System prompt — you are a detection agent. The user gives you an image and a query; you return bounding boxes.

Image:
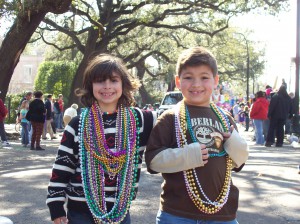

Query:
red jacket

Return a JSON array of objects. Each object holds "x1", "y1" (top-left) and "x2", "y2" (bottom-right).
[
  {"x1": 250, "y1": 97, "x2": 269, "y2": 120},
  {"x1": 0, "y1": 99, "x2": 8, "y2": 122}
]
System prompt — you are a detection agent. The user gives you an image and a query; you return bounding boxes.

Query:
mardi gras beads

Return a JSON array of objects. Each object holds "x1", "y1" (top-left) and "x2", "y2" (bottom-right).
[
  {"x1": 174, "y1": 101, "x2": 232, "y2": 214},
  {"x1": 79, "y1": 103, "x2": 140, "y2": 223}
]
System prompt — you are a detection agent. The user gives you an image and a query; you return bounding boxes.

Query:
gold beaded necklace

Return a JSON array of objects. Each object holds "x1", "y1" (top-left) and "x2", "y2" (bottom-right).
[{"x1": 174, "y1": 101, "x2": 233, "y2": 214}]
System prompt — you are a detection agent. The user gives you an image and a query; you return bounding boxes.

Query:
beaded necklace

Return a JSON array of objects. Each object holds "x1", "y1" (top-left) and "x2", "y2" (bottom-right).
[
  {"x1": 174, "y1": 101, "x2": 233, "y2": 214},
  {"x1": 79, "y1": 103, "x2": 140, "y2": 223}
]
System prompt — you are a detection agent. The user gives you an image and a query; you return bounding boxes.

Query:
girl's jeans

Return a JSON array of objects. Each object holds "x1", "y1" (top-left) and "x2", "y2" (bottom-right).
[
  {"x1": 67, "y1": 209, "x2": 131, "y2": 224},
  {"x1": 21, "y1": 122, "x2": 29, "y2": 145},
  {"x1": 156, "y1": 210, "x2": 239, "y2": 224}
]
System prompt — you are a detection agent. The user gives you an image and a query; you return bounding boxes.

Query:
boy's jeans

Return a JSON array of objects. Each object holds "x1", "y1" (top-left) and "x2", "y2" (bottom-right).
[{"x1": 156, "y1": 210, "x2": 239, "y2": 224}]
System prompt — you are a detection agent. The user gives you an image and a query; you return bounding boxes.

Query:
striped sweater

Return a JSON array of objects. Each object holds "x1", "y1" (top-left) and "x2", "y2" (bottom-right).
[{"x1": 46, "y1": 108, "x2": 156, "y2": 221}]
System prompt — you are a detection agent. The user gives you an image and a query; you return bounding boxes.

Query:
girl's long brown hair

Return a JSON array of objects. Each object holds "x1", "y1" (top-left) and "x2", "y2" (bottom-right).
[{"x1": 76, "y1": 54, "x2": 140, "y2": 107}]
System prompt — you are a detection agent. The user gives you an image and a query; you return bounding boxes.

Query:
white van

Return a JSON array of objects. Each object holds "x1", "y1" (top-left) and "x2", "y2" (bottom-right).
[{"x1": 157, "y1": 91, "x2": 183, "y2": 116}]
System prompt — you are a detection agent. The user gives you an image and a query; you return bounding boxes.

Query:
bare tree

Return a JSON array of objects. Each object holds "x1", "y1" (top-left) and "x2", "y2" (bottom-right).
[
  {"x1": 38, "y1": 0, "x2": 287, "y2": 105},
  {"x1": 0, "y1": 0, "x2": 72, "y2": 101}
]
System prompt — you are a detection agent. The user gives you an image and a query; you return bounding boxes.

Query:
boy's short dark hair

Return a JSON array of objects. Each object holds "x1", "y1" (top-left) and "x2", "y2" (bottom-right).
[{"x1": 176, "y1": 46, "x2": 218, "y2": 77}]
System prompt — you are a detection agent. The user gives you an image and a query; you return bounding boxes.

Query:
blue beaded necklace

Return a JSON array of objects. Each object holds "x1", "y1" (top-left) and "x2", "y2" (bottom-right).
[
  {"x1": 184, "y1": 103, "x2": 230, "y2": 158},
  {"x1": 79, "y1": 104, "x2": 141, "y2": 223}
]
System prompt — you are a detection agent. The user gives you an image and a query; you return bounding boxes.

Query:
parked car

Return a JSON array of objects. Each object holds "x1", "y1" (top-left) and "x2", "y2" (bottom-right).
[{"x1": 157, "y1": 91, "x2": 183, "y2": 116}]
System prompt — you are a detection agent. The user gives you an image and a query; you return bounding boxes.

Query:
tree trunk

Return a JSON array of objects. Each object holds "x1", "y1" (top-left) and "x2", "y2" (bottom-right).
[
  {"x1": 139, "y1": 84, "x2": 154, "y2": 105},
  {"x1": 135, "y1": 62, "x2": 153, "y2": 105},
  {"x1": 167, "y1": 79, "x2": 176, "y2": 92},
  {"x1": 0, "y1": 0, "x2": 72, "y2": 101},
  {"x1": 0, "y1": 13, "x2": 46, "y2": 101}
]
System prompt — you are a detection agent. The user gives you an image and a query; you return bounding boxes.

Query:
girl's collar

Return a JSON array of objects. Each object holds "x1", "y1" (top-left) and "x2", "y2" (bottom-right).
[
  {"x1": 96, "y1": 101, "x2": 118, "y2": 115},
  {"x1": 102, "y1": 110, "x2": 117, "y2": 115}
]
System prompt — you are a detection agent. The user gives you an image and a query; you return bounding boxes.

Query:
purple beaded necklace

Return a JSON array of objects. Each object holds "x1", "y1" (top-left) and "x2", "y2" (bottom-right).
[{"x1": 79, "y1": 103, "x2": 140, "y2": 223}]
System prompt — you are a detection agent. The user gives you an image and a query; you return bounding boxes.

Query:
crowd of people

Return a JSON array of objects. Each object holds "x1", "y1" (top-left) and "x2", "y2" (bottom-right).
[
  {"x1": 0, "y1": 91, "x2": 79, "y2": 150},
  {"x1": 226, "y1": 80, "x2": 297, "y2": 147}
]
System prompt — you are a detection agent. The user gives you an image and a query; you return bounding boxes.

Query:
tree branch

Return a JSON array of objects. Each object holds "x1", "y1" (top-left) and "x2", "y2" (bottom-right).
[{"x1": 42, "y1": 17, "x2": 86, "y2": 53}]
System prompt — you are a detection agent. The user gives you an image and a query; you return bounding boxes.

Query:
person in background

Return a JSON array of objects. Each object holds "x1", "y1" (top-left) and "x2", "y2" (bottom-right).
[
  {"x1": 53, "y1": 98, "x2": 61, "y2": 131},
  {"x1": 0, "y1": 92, "x2": 10, "y2": 147},
  {"x1": 238, "y1": 103, "x2": 245, "y2": 127},
  {"x1": 20, "y1": 100, "x2": 29, "y2": 147},
  {"x1": 57, "y1": 94, "x2": 64, "y2": 130},
  {"x1": 265, "y1": 85, "x2": 292, "y2": 147},
  {"x1": 19, "y1": 100, "x2": 30, "y2": 147},
  {"x1": 250, "y1": 91, "x2": 269, "y2": 145},
  {"x1": 28, "y1": 91, "x2": 46, "y2": 150},
  {"x1": 281, "y1": 78, "x2": 287, "y2": 89},
  {"x1": 17, "y1": 91, "x2": 33, "y2": 122},
  {"x1": 50, "y1": 97, "x2": 57, "y2": 135},
  {"x1": 63, "y1": 103, "x2": 78, "y2": 127},
  {"x1": 19, "y1": 91, "x2": 33, "y2": 108},
  {"x1": 244, "y1": 105, "x2": 250, "y2": 131},
  {"x1": 265, "y1": 85, "x2": 272, "y2": 101},
  {"x1": 232, "y1": 101, "x2": 240, "y2": 123},
  {"x1": 153, "y1": 103, "x2": 160, "y2": 111},
  {"x1": 285, "y1": 92, "x2": 295, "y2": 135},
  {"x1": 42, "y1": 94, "x2": 56, "y2": 140}
]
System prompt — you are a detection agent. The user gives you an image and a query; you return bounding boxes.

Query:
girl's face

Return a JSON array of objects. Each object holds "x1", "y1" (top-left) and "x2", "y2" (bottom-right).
[
  {"x1": 92, "y1": 72, "x2": 123, "y2": 112},
  {"x1": 175, "y1": 65, "x2": 219, "y2": 107}
]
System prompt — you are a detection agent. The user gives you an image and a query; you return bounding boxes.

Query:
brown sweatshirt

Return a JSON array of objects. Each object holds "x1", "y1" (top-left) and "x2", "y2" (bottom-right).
[{"x1": 145, "y1": 105, "x2": 244, "y2": 221}]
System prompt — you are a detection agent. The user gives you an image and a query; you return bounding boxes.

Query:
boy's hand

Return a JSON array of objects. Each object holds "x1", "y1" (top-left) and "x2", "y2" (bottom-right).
[
  {"x1": 201, "y1": 144, "x2": 208, "y2": 165},
  {"x1": 222, "y1": 125, "x2": 234, "y2": 141}
]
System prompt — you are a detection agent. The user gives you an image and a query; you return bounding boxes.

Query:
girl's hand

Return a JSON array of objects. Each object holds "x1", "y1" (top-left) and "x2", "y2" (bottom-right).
[
  {"x1": 53, "y1": 217, "x2": 68, "y2": 224},
  {"x1": 201, "y1": 144, "x2": 208, "y2": 165},
  {"x1": 222, "y1": 125, "x2": 234, "y2": 141}
]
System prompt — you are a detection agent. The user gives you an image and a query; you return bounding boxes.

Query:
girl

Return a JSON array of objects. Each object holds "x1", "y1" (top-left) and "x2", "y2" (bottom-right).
[
  {"x1": 46, "y1": 54, "x2": 156, "y2": 224},
  {"x1": 19, "y1": 100, "x2": 29, "y2": 147}
]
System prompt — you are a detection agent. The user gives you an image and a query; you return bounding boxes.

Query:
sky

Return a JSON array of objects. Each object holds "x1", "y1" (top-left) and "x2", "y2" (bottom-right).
[{"x1": 231, "y1": 0, "x2": 297, "y2": 92}]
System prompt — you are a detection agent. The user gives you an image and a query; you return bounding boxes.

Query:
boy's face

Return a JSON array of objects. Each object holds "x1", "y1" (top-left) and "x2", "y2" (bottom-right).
[{"x1": 175, "y1": 65, "x2": 219, "y2": 107}]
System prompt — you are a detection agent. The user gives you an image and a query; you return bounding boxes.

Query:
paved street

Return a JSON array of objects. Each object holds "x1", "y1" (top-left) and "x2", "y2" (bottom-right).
[{"x1": 0, "y1": 124, "x2": 300, "y2": 224}]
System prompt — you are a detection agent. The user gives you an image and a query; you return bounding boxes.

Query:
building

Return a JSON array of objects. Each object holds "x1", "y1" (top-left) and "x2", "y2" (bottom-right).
[
  {"x1": 7, "y1": 52, "x2": 44, "y2": 94},
  {"x1": 0, "y1": 36, "x2": 44, "y2": 95}
]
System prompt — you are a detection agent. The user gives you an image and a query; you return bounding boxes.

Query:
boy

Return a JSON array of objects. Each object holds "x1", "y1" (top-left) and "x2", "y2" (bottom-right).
[{"x1": 145, "y1": 46, "x2": 248, "y2": 224}]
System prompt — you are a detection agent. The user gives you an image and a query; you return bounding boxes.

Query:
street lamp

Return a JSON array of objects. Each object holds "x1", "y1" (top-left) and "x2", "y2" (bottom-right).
[{"x1": 235, "y1": 32, "x2": 250, "y2": 103}]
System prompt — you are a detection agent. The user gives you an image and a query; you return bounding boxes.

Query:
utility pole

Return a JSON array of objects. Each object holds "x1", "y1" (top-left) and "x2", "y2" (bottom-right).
[
  {"x1": 291, "y1": 0, "x2": 300, "y2": 134},
  {"x1": 236, "y1": 32, "x2": 250, "y2": 103}
]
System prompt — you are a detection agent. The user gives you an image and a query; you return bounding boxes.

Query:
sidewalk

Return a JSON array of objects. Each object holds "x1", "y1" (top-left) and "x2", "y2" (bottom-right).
[{"x1": 0, "y1": 124, "x2": 300, "y2": 224}]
